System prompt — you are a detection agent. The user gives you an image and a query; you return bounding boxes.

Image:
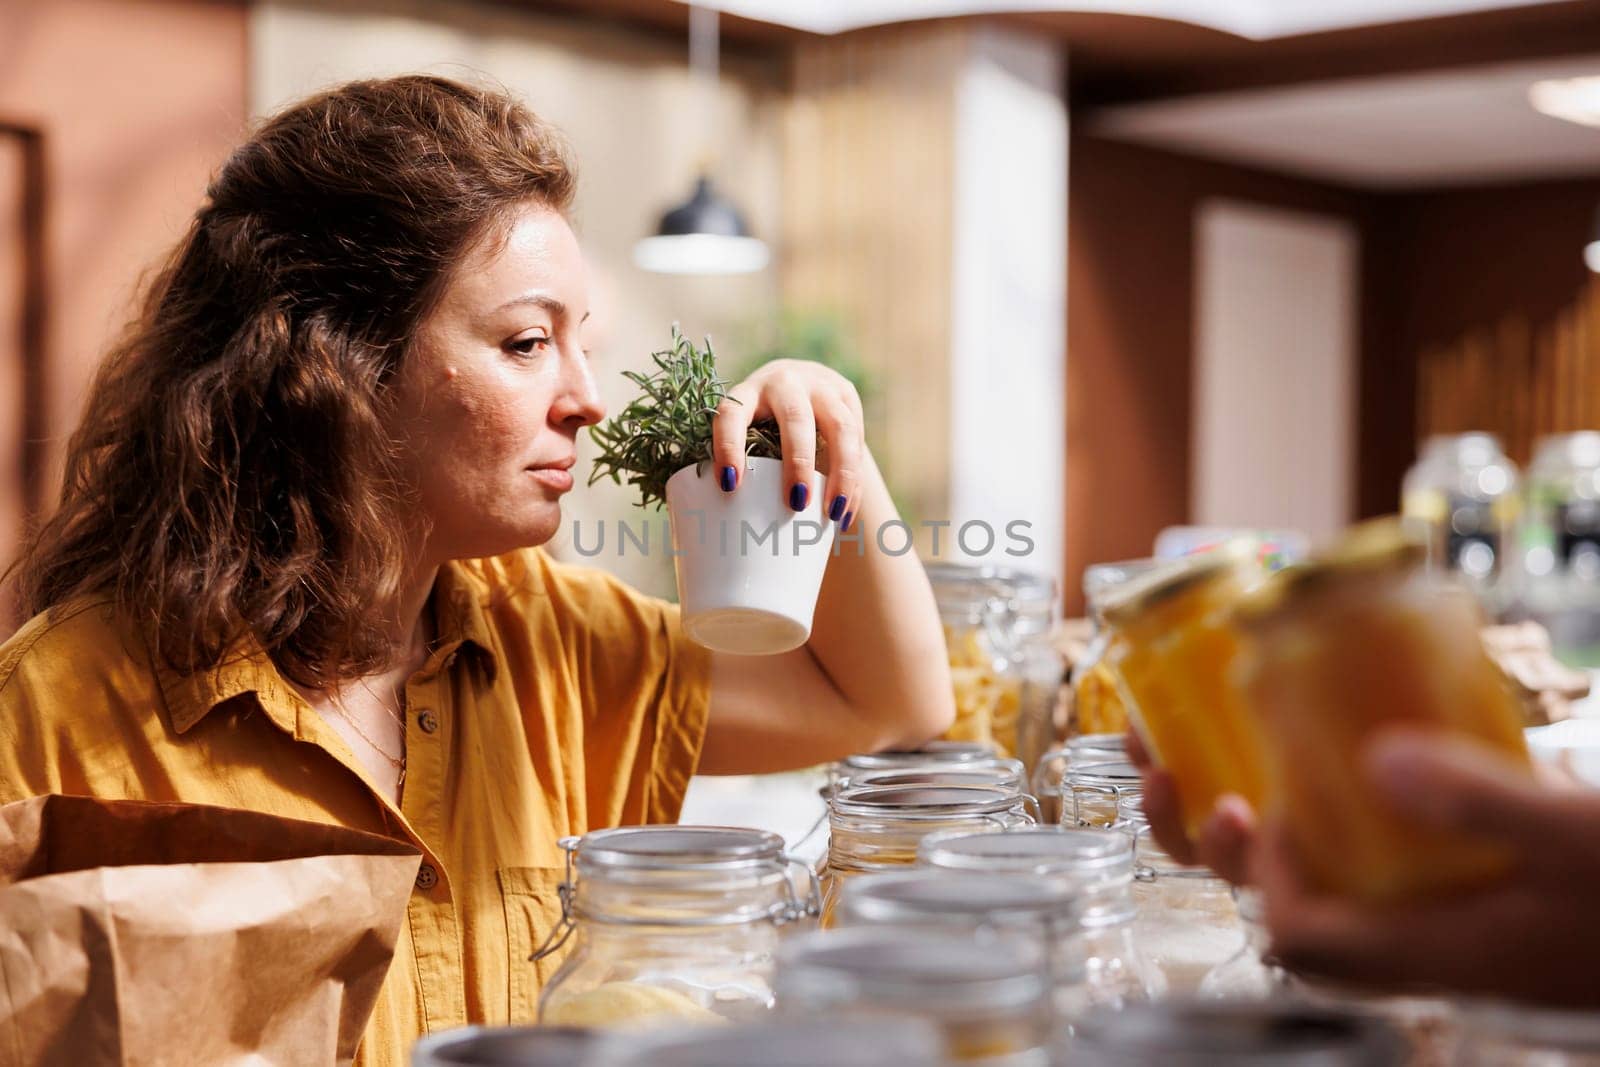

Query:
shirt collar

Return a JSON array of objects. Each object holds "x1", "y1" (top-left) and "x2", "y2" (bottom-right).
[
  {"x1": 155, "y1": 563, "x2": 500, "y2": 735},
  {"x1": 430, "y1": 559, "x2": 500, "y2": 683},
  {"x1": 154, "y1": 631, "x2": 297, "y2": 736}
]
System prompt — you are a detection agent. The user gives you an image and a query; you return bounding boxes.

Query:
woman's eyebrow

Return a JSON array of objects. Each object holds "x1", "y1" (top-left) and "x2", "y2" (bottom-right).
[{"x1": 488, "y1": 292, "x2": 591, "y2": 323}]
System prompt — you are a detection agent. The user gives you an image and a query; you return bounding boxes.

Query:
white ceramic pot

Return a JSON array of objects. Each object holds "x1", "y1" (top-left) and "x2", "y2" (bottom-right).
[{"x1": 664, "y1": 456, "x2": 837, "y2": 655}]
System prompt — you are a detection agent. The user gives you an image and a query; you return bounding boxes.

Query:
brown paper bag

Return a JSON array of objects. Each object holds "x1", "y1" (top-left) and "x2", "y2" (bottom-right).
[{"x1": 0, "y1": 795, "x2": 422, "y2": 1067}]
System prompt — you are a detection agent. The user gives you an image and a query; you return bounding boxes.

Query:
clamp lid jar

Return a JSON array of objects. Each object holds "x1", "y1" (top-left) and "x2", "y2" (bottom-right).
[
  {"x1": 776, "y1": 928, "x2": 1053, "y2": 1064},
  {"x1": 536, "y1": 825, "x2": 819, "y2": 1031}
]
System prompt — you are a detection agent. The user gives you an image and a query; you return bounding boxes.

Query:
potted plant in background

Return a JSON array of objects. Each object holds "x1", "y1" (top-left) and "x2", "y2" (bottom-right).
[{"x1": 589, "y1": 327, "x2": 837, "y2": 655}]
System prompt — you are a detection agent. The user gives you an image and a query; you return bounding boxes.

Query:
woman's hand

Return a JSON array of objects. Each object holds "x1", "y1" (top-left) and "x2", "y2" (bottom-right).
[
  {"x1": 1127, "y1": 729, "x2": 1257, "y2": 884},
  {"x1": 699, "y1": 359, "x2": 955, "y2": 774},
  {"x1": 711, "y1": 359, "x2": 863, "y2": 527},
  {"x1": 1253, "y1": 729, "x2": 1600, "y2": 1008}
]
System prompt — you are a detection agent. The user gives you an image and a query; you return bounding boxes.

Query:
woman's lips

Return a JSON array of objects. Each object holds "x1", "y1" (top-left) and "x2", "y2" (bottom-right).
[{"x1": 528, "y1": 467, "x2": 575, "y2": 492}]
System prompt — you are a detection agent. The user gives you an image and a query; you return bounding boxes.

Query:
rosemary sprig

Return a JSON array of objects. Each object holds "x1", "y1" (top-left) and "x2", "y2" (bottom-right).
[{"x1": 588, "y1": 326, "x2": 782, "y2": 510}]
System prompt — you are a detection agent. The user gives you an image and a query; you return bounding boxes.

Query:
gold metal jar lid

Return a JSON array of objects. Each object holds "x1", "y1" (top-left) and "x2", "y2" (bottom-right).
[
  {"x1": 1101, "y1": 540, "x2": 1257, "y2": 628},
  {"x1": 1234, "y1": 518, "x2": 1425, "y2": 626}
]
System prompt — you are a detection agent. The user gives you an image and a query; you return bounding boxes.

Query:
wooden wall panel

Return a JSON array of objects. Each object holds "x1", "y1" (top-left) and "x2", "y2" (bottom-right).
[
  {"x1": 783, "y1": 24, "x2": 967, "y2": 532},
  {"x1": 1065, "y1": 132, "x2": 1374, "y2": 613},
  {"x1": 0, "y1": 0, "x2": 247, "y2": 636}
]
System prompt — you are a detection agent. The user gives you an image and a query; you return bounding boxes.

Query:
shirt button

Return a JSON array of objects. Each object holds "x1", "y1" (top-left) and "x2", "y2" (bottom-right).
[
  {"x1": 415, "y1": 864, "x2": 439, "y2": 891},
  {"x1": 417, "y1": 709, "x2": 440, "y2": 734}
]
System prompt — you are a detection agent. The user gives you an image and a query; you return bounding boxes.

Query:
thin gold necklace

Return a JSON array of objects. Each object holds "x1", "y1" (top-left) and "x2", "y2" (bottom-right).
[{"x1": 327, "y1": 695, "x2": 406, "y2": 784}]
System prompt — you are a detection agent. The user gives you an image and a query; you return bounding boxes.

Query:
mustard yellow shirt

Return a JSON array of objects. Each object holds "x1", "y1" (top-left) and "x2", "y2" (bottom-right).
[{"x1": 0, "y1": 548, "x2": 712, "y2": 1065}]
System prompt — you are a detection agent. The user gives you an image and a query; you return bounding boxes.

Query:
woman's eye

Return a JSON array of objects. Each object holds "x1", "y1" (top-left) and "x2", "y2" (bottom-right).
[{"x1": 509, "y1": 335, "x2": 551, "y2": 356}]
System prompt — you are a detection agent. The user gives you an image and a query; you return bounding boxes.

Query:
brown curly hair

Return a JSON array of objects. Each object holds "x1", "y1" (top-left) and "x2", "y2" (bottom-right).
[{"x1": 12, "y1": 74, "x2": 575, "y2": 687}]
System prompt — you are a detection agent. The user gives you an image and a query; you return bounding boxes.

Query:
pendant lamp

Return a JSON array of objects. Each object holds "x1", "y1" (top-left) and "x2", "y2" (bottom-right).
[{"x1": 633, "y1": 4, "x2": 770, "y2": 276}]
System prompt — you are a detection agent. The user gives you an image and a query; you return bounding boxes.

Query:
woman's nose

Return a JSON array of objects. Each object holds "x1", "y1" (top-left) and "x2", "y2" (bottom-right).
[{"x1": 552, "y1": 346, "x2": 605, "y2": 428}]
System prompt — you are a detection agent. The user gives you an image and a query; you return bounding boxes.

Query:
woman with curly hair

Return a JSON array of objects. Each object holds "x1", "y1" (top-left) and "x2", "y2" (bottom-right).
[{"x1": 0, "y1": 74, "x2": 954, "y2": 1062}]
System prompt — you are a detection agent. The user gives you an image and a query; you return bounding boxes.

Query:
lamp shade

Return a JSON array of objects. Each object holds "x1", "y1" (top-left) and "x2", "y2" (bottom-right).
[
  {"x1": 1586, "y1": 204, "x2": 1600, "y2": 274},
  {"x1": 634, "y1": 175, "x2": 770, "y2": 275}
]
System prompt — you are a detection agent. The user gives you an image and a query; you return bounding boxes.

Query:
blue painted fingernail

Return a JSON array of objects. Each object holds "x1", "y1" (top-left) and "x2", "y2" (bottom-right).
[
  {"x1": 789, "y1": 483, "x2": 809, "y2": 512},
  {"x1": 842, "y1": 511, "x2": 855, "y2": 533},
  {"x1": 829, "y1": 494, "x2": 847, "y2": 522},
  {"x1": 720, "y1": 466, "x2": 737, "y2": 493}
]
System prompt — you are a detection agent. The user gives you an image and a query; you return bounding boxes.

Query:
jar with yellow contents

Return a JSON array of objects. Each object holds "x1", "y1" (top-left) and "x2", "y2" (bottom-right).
[
  {"x1": 1235, "y1": 519, "x2": 1534, "y2": 901},
  {"x1": 1102, "y1": 544, "x2": 1270, "y2": 838},
  {"x1": 820, "y1": 783, "x2": 1034, "y2": 926},
  {"x1": 926, "y1": 563, "x2": 1060, "y2": 780},
  {"x1": 1071, "y1": 559, "x2": 1166, "y2": 738}
]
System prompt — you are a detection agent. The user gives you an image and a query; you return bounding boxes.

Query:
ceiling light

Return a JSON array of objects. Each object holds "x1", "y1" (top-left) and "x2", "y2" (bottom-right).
[
  {"x1": 635, "y1": 5, "x2": 770, "y2": 276},
  {"x1": 633, "y1": 178, "x2": 772, "y2": 275},
  {"x1": 1587, "y1": 205, "x2": 1600, "y2": 274},
  {"x1": 1528, "y1": 76, "x2": 1600, "y2": 129}
]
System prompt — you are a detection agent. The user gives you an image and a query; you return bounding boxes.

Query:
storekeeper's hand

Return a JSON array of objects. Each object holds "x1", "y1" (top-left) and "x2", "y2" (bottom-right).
[
  {"x1": 713, "y1": 360, "x2": 864, "y2": 529},
  {"x1": 1254, "y1": 728, "x2": 1600, "y2": 1008},
  {"x1": 1127, "y1": 729, "x2": 1256, "y2": 884}
]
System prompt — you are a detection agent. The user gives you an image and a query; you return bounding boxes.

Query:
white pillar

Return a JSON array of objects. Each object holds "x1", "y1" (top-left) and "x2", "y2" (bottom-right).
[{"x1": 947, "y1": 27, "x2": 1068, "y2": 588}]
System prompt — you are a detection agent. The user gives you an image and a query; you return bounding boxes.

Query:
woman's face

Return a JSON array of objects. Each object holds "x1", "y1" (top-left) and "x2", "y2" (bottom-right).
[{"x1": 392, "y1": 201, "x2": 604, "y2": 563}]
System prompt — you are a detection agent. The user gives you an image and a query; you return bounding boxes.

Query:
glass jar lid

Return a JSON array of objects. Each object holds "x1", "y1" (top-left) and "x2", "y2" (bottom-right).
[
  {"x1": 1532, "y1": 431, "x2": 1600, "y2": 475},
  {"x1": 1102, "y1": 541, "x2": 1255, "y2": 627},
  {"x1": 925, "y1": 561, "x2": 1056, "y2": 627},
  {"x1": 1067, "y1": 1000, "x2": 1407, "y2": 1064},
  {"x1": 532, "y1": 826, "x2": 819, "y2": 961},
  {"x1": 1069, "y1": 733, "x2": 1128, "y2": 758},
  {"x1": 614, "y1": 1017, "x2": 947, "y2": 1066},
  {"x1": 776, "y1": 928, "x2": 1049, "y2": 1018},
  {"x1": 412, "y1": 1025, "x2": 609, "y2": 1066},
  {"x1": 573, "y1": 825, "x2": 784, "y2": 874},
  {"x1": 830, "y1": 783, "x2": 1025, "y2": 821},
  {"x1": 843, "y1": 759, "x2": 1027, "y2": 795},
  {"x1": 837, "y1": 869, "x2": 1081, "y2": 930},
  {"x1": 1464, "y1": 1002, "x2": 1600, "y2": 1050},
  {"x1": 1065, "y1": 759, "x2": 1142, "y2": 790},
  {"x1": 841, "y1": 740, "x2": 997, "y2": 773},
  {"x1": 1235, "y1": 519, "x2": 1424, "y2": 626},
  {"x1": 918, "y1": 826, "x2": 1131, "y2": 879},
  {"x1": 918, "y1": 827, "x2": 1137, "y2": 928}
]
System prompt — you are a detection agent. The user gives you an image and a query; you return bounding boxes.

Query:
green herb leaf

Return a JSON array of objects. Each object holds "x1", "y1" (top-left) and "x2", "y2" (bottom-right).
[{"x1": 588, "y1": 326, "x2": 784, "y2": 510}]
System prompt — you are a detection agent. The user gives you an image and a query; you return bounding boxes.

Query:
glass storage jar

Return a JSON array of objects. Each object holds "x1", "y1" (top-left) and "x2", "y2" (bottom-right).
[
  {"x1": 821, "y1": 783, "x2": 1034, "y2": 926},
  {"x1": 1236, "y1": 519, "x2": 1534, "y2": 902},
  {"x1": 1401, "y1": 432, "x2": 1520, "y2": 598},
  {"x1": 1299, "y1": 987, "x2": 1460, "y2": 1067},
  {"x1": 1196, "y1": 887, "x2": 1294, "y2": 999},
  {"x1": 916, "y1": 827, "x2": 1161, "y2": 1011},
  {"x1": 1523, "y1": 432, "x2": 1600, "y2": 590},
  {"x1": 776, "y1": 927, "x2": 1053, "y2": 1065},
  {"x1": 1102, "y1": 543, "x2": 1269, "y2": 837},
  {"x1": 1071, "y1": 560, "x2": 1167, "y2": 737},
  {"x1": 1129, "y1": 826, "x2": 1243, "y2": 997},
  {"x1": 832, "y1": 869, "x2": 1087, "y2": 1017},
  {"x1": 1032, "y1": 732, "x2": 1127, "y2": 822},
  {"x1": 1457, "y1": 1003, "x2": 1600, "y2": 1065},
  {"x1": 536, "y1": 826, "x2": 819, "y2": 1030},
  {"x1": 1060, "y1": 759, "x2": 1145, "y2": 830},
  {"x1": 412, "y1": 1026, "x2": 611, "y2": 1067},
  {"x1": 1064, "y1": 1000, "x2": 1407, "y2": 1066},
  {"x1": 926, "y1": 562, "x2": 1061, "y2": 780},
  {"x1": 609, "y1": 1015, "x2": 949, "y2": 1066}
]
